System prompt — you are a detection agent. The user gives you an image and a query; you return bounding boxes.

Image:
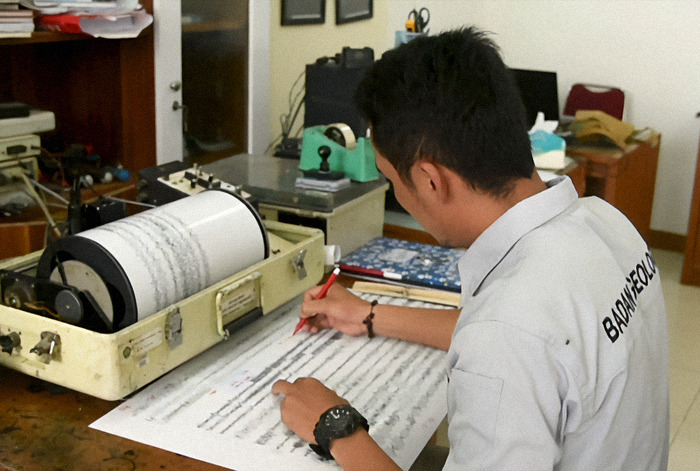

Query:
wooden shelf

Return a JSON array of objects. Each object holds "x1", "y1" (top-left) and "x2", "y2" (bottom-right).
[
  {"x1": 182, "y1": 19, "x2": 246, "y2": 34},
  {"x1": 0, "y1": 26, "x2": 153, "y2": 46},
  {"x1": 0, "y1": 17, "x2": 156, "y2": 176},
  {"x1": 0, "y1": 31, "x2": 92, "y2": 46}
]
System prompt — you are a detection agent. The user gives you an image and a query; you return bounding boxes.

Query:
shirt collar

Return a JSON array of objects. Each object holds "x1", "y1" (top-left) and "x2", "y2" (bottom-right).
[{"x1": 458, "y1": 176, "x2": 578, "y2": 296}]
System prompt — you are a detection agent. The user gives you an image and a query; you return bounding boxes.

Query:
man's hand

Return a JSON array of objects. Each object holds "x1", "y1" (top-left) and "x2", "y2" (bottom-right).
[
  {"x1": 271, "y1": 377, "x2": 349, "y2": 444},
  {"x1": 300, "y1": 283, "x2": 372, "y2": 336}
]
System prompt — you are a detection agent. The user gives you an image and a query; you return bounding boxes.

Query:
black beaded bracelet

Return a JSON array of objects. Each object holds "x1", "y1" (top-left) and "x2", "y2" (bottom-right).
[{"x1": 362, "y1": 300, "x2": 378, "y2": 338}]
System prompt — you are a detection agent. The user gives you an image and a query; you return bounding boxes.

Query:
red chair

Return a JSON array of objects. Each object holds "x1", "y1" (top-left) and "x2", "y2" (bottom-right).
[{"x1": 563, "y1": 84, "x2": 625, "y2": 120}]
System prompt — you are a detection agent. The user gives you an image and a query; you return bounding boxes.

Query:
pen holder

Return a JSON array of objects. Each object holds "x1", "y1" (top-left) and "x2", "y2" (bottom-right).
[
  {"x1": 395, "y1": 31, "x2": 426, "y2": 47},
  {"x1": 299, "y1": 126, "x2": 379, "y2": 182}
]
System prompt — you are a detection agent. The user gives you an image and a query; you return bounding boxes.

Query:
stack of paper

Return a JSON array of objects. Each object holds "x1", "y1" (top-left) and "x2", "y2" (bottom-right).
[
  {"x1": 91, "y1": 293, "x2": 450, "y2": 471},
  {"x1": 37, "y1": 8, "x2": 151, "y2": 38},
  {"x1": 19, "y1": 0, "x2": 140, "y2": 15},
  {"x1": 20, "y1": 0, "x2": 152, "y2": 38},
  {"x1": 0, "y1": 3, "x2": 34, "y2": 38}
]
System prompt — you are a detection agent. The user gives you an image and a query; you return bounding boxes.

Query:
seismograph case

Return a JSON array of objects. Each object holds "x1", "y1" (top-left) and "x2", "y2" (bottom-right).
[{"x1": 0, "y1": 191, "x2": 325, "y2": 401}]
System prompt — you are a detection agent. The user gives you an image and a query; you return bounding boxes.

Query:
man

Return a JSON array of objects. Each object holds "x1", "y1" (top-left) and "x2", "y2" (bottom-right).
[{"x1": 272, "y1": 27, "x2": 669, "y2": 470}]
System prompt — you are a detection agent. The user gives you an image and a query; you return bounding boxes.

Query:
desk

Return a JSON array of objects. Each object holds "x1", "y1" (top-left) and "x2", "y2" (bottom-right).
[
  {"x1": 567, "y1": 139, "x2": 660, "y2": 241},
  {"x1": 0, "y1": 368, "x2": 222, "y2": 471},
  {"x1": 681, "y1": 129, "x2": 700, "y2": 286},
  {"x1": 557, "y1": 158, "x2": 587, "y2": 197}
]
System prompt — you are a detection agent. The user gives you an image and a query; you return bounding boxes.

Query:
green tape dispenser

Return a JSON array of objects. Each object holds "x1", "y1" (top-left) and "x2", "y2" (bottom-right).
[{"x1": 298, "y1": 124, "x2": 379, "y2": 187}]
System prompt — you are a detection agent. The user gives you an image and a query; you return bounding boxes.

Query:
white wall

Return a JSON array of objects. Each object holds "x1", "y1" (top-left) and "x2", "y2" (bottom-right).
[
  {"x1": 268, "y1": 2, "x2": 389, "y2": 149},
  {"x1": 387, "y1": 0, "x2": 700, "y2": 236},
  {"x1": 249, "y1": 2, "x2": 271, "y2": 155}
]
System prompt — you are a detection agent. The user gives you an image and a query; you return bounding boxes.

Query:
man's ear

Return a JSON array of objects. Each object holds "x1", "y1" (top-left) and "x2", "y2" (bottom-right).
[{"x1": 414, "y1": 161, "x2": 450, "y2": 203}]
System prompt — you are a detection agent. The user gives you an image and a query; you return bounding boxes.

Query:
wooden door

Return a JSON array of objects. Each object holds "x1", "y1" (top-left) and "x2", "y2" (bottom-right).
[{"x1": 681, "y1": 128, "x2": 700, "y2": 285}]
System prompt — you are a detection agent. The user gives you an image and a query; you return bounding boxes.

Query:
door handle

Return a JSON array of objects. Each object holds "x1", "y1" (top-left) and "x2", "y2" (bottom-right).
[{"x1": 172, "y1": 101, "x2": 189, "y2": 132}]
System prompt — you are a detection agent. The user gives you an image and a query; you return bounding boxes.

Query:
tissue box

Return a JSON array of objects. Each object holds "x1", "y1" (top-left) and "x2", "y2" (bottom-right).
[{"x1": 530, "y1": 130, "x2": 566, "y2": 170}]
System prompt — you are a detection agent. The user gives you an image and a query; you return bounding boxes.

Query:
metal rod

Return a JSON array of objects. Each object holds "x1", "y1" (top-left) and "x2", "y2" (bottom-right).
[{"x1": 19, "y1": 171, "x2": 62, "y2": 239}]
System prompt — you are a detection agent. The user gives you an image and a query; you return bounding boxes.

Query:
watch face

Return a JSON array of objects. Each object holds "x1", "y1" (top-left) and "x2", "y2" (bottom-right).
[
  {"x1": 312, "y1": 405, "x2": 369, "y2": 460},
  {"x1": 327, "y1": 407, "x2": 356, "y2": 434}
]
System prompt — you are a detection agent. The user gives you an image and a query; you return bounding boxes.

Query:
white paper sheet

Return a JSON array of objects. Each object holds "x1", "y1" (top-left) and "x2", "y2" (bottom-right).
[{"x1": 90, "y1": 293, "x2": 449, "y2": 471}]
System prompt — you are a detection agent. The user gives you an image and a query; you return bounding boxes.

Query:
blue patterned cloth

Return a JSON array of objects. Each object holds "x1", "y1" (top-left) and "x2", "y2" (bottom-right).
[{"x1": 341, "y1": 237, "x2": 464, "y2": 292}]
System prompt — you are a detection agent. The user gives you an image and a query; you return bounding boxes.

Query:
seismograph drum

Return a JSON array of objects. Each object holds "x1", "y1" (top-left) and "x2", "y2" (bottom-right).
[{"x1": 37, "y1": 190, "x2": 268, "y2": 330}]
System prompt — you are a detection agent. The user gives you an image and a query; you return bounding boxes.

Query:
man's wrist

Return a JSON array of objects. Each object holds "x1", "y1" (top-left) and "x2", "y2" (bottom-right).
[
  {"x1": 330, "y1": 428, "x2": 402, "y2": 471},
  {"x1": 362, "y1": 300, "x2": 379, "y2": 338},
  {"x1": 329, "y1": 426, "x2": 371, "y2": 457}
]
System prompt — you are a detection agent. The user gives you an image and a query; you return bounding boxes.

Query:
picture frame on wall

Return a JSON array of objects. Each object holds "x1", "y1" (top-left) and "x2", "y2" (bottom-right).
[
  {"x1": 336, "y1": 0, "x2": 372, "y2": 24},
  {"x1": 281, "y1": 0, "x2": 326, "y2": 26}
]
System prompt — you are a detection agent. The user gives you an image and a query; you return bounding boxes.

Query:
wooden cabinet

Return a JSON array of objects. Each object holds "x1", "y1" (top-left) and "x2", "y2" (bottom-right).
[
  {"x1": 0, "y1": 1, "x2": 156, "y2": 173},
  {"x1": 1, "y1": 1, "x2": 254, "y2": 171},
  {"x1": 0, "y1": 2, "x2": 258, "y2": 261},
  {"x1": 681, "y1": 131, "x2": 700, "y2": 285},
  {"x1": 567, "y1": 139, "x2": 660, "y2": 242}
]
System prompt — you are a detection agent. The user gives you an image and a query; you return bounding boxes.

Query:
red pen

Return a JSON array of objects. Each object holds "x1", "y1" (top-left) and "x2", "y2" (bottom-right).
[
  {"x1": 338, "y1": 263, "x2": 403, "y2": 281},
  {"x1": 293, "y1": 266, "x2": 340, "y2": 335}
]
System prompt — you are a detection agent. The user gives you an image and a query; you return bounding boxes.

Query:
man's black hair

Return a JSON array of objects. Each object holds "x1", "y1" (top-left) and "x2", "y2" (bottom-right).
[{"x1": 355, "y1": 27, "x2": 534, "y2": 197}]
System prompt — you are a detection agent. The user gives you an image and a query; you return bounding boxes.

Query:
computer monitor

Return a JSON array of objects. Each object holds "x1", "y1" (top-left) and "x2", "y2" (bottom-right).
[
  {"x1": 304, "y1": 48, "x2": 374, "y2": 141},
  {"x1": 510, "y1": 68, "x2": 560, "y2": 128}
]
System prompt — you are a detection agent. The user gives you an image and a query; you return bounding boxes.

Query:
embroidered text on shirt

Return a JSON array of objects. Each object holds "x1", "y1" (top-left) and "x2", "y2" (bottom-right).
[{"x1": 602, "y1": 251, "x2": 657, "y2": 343}]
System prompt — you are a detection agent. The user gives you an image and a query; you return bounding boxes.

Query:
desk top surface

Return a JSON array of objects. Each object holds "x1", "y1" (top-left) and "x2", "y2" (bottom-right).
[
  {"x1": 567, "y1": 139, "x2": 659, "y2": 163},
  {"x1": 203, "y1": 154, "x2": 388, "y2": 213},
  {"x1": 0, "y1": 367, "x2": 224, "y2": 470}
]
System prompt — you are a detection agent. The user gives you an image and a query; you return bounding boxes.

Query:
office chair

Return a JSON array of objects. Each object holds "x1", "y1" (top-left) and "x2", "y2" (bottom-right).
[{"x1": 563, "y1": 83, "x2": 625, "y2": 121}]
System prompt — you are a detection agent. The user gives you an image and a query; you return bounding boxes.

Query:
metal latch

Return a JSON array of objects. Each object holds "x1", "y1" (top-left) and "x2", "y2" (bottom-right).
[
  {"x1": 292, "y1": 249, "x2": 308, "y2": 280},
  {"x1": 0, "y1": 331, "x2": 21, "y2": 354},
  {"x1": 30, "y1": 331, "x2": 60, "y2": 363},
  {"x1": 165, "y1": 308, "x2": 183, "y2": 348}
]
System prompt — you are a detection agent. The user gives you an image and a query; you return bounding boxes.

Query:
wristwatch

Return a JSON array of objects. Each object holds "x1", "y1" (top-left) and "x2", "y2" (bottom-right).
[{"x1": 309, "y1": 405, "x2": 370, "y2": 460}]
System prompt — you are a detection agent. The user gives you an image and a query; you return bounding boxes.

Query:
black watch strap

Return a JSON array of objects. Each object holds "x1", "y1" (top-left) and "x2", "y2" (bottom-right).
[{"x1": 310, "y1": 405, "x2": 370, "y2": 460}]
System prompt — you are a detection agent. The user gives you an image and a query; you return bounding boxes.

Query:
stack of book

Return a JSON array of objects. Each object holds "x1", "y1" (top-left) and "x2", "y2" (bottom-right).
[
  {"x1": 340, "y1": 237, "x2": 465, "y2": 292},
  {"x1": 0, "y1": 1, "x2": 34, "y2": 38}
]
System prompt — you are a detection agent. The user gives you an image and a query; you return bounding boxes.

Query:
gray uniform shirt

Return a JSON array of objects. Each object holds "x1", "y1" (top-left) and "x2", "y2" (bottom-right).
[{"x1": 445, "y1": 177, "x2": 670, "y2": 470}]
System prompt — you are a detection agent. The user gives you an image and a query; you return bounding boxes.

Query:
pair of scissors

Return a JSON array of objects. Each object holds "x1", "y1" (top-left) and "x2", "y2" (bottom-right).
[{"x1": 406, "y1": 7, "x2": 430, "y2": 33}]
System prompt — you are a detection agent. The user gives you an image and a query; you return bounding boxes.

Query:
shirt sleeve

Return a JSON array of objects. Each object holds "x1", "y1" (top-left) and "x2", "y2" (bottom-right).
[{"x1": 443, "y1": 321, "x2": 568, "y2": 471}]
